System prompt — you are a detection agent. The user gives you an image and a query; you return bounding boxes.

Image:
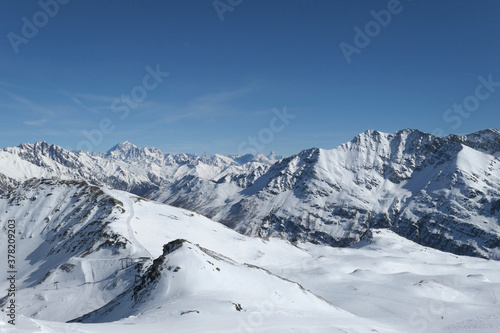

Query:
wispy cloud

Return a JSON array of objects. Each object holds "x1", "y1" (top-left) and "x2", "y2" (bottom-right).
[
  {"x1": 64, "y1": 91, "x2": 167, "y2": 115},
  {"x1": 160, "y1": 111, "x2": 199, "y2": 124},
  {"x1": 160, "y1": 88, "x2": 251, "y2": 124},
  {"x1": 0, "y1": 90, "x2": 57, "y2": 118},
  {"x1": 194, "y1": 88, "x2": 250, "y2": 104},
  {"x1": 23, "y1": 119, "x2": 48, "y2": 126},
  {"x1": 71, "y1": 97, "x2": 82, "y2": 105},
  {"x1": 57, "y1": 91, "x2": 129, "y2": 114},
  {"x1": 62, "y1": 92, "x2": 111, "y2": 114},
  {"x1": 0, "y1": 81, "x2": 27, "y2": 90},
  {"x1": 62, "y1": 92, "x2": 117, "y2": 103}
]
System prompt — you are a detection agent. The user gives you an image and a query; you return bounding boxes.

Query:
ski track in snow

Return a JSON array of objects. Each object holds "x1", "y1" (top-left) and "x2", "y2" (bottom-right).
[
  {"x1": 81, "y1": 259, "x2": 94, "y2": 284},
  {"x1": 71, "y1": 259, "x2": 96, "y2": 321},
  {"x1": 2, "y1": 176, "x2": 500, "y2": 332},
  {"x1": 124, "y1": 198, "x2": 152, "y2": 258}
]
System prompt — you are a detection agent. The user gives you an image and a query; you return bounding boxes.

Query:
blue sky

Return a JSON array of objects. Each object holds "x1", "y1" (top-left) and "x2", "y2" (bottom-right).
[{"x1": 1, "y1": 0, "x2": 500, "y2": 156}]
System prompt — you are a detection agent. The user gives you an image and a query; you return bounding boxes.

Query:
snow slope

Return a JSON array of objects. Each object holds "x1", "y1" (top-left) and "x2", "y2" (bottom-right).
[
  {"x1": 1, "y1": 180, "x2": 499, "y2": 332},
  {"x1": 152, "y1": 129, "x2": 500, "y2": 259},
  {"x1": 1, "y1": 129, "x2": 500, "y2": 261},
  {"x1": 0, "y1": 180, "x2": 389, "y2": 332}
]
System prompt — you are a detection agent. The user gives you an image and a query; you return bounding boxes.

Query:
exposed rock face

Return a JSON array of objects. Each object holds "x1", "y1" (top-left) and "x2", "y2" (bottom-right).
[
  {"x1": 1, "y1": 179, "x2": 129, "y2": 261},
  {"x1": 152, "y1": 129, "x2": 500, "y2": 259},
  {"x1": 1, "y1": 129, "x2": 500, "y2": 259}
]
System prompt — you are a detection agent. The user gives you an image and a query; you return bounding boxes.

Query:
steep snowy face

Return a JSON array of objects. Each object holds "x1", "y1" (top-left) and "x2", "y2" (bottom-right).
[
  {"x1": 1, "y1": 129, "x2": 500, "y2": 260},
  {"x1": 152, "y1": 129, "x2": 500, "y2": 259},
  {"x1": 453, "y1": 128, "x2": 500, "y2": 156},
  {"x1": 1, "y1": 180, "x2": 500, "y2": 333},
  {"x1": 0, "y1": 178, "x2": 130, "y2": 258},
  {"x1": 0, "y1": 179, "x2": 140, "y2": 322},
  {"x1": 72, "y1": 239, "x2": 341, "y2": 324},
  {"x1": 0, "y1": 180, "x2": 385, "y2": 331},
  {"x1": 213, "y1": 130, "x2": 441, "y2": 244}
]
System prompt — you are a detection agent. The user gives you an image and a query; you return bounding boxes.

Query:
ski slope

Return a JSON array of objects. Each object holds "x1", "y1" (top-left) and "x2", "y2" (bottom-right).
[{"x1": 0, "y1": 180, "x2": 499, "y2": 332}]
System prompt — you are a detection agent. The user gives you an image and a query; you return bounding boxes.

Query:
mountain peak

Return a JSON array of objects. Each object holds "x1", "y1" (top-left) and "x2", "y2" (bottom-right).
[
  {"x1": 358, "y1": 128, "x2": 427, "y2": 139},
  {"x1": 347, "y1": 129, "x2": 434, "y2": 149},
  {"x1": 467, "y1": 128, "x2": 500, "y2": 138},
  {"x1": 18, "y1": 141, "x2": 51, "y2": 150},
  {"x1": 112, "y1": 141, "x2": 137, "y2": 150},
  {"x1": 2, "y1": 129, "x2": 500, "y2": 263},
  {"x1": 106, "y1": 141, "x2": 138, "y2": 154},
  {"x1": 456, "y1": 128, "x2": 500, "y2": 156}
]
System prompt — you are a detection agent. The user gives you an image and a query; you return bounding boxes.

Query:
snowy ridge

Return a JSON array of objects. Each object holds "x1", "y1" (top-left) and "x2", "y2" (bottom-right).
[
  {"x1": 1, "y1": 129, "x2": 500, "y2": 260},
  {"x1": 1, "y1": 180, "x2": 499, "y2": 332},
  {"x1": 0, "y1": 179, "x2": 395, "y2": 332},
  {"x1": 153, "y1": 129, "x2": 500, "y2": 259},
  {"x1": 71, "y1": 238, "x2": 341, "y2": 324},
  {"x1": 0, "y1": 141, "x2": 278, "y2": 197}
]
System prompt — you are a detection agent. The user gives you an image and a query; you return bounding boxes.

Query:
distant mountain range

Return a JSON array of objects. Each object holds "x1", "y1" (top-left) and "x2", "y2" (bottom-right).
[{"x1": 1, "y1": 128, "x2": 500, "y2": 259}]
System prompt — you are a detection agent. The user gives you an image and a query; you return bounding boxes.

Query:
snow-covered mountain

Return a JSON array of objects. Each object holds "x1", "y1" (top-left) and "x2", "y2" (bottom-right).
[
  {"x1": 1, "y1": 179, "x2": 499, "y2": 332},
  {"x1": 1, "y1": 129, "x2": 500, "y2": 260},
  {"x1": 152, "y1": 129, "x2": 500, "y2": 260},
  {"x1": 0, "y1": 140, "x2": 277, "y2": 196},
  {"x1": 0, "y1": 179, "x2": 393, "y2": 332}
]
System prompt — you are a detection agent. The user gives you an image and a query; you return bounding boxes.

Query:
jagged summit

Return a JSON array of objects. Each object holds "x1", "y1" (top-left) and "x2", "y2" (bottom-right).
[
  {"x1": 1, "y1": 129, "x2": 500, "y2": 260},
  {"x1": 2, "y1": 175, "x2": 500, "y2": 332},
  {"x1": 0, "y1": 139, "x2": 278, "y2": 197},
  {"x1": 459, "y1": 129, "x2": 500, "y2": 156},
  {"x1": 105, "y1": 141, "x2": 144, "y2": 160},
  {"x1": 2, "y1": 130, "x2": 500, "y2": 331},
  {"x1": 354, "y1": 128, "x2": 427, "y2": 139},
  {"x1": 468, "y1": 128, "x2": 500, "y2": 136},
  {"x1": 152, "y1": 128, "x2": 500, "y2": 259},
  {"x1": 16, "y1": 141, "x2": 60, "y2": 154},
  {"x1": 107, "y1": 140, "x2": 138, "y2": 152}
]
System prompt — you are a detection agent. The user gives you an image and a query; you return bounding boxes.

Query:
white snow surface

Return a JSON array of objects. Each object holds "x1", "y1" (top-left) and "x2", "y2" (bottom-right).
[
  {"x1": 149, "y1": 129, "x2": 500, "y2": 259},
  {"x1": 2, "y1": 129, "x2": 500, "y2": 260},
  {"x1": 0, "y1": 180, "x2": 499, "y2": 332}
]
